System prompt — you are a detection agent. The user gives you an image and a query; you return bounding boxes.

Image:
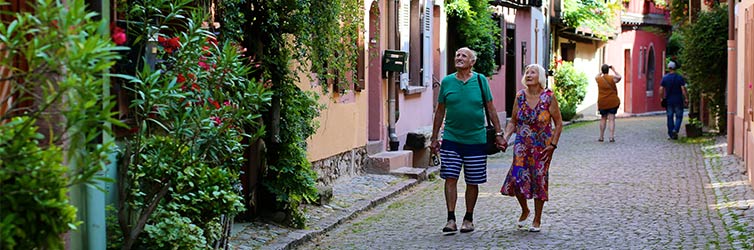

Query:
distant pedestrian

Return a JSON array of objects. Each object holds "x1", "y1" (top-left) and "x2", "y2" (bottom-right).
[
  {"x1": 659, "y1": 61, "x2": 688, "y2": 140},
  {"x1": 596, "y1": 64, "x2": 622, "y2": 142},
  {"x1": 499, "y1": 64, "x2": 563, "y2": 232},
  {"x1": 430, "y1": 47, "x2": 506, "y2": 233}
]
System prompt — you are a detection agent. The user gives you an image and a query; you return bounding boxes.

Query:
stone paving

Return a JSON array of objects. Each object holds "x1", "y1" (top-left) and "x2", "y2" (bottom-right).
[
  {"x1": 229, "y1": 173, "x2": 425, "y2": 249},
  {"x1": 295, "y1": 116, "x2": 754, "y2": 249}
]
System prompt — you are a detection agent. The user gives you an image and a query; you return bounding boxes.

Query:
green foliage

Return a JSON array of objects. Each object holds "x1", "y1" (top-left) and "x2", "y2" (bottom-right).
[
  {"x1": 552, "y1": 62, "x2": 588, "y2": 121},
  {"x1": 302, "y1": 0, "x2": 362, "y2": 91},
  {"x1": 216, "y1": 0, "x2": 246, "y2": 43},
  {"x1": 262, "y1": 84, "x2": 322, "y2": 228},
  {"x1": 679, "y1": 5, "x2": 727, "y2": 133},
  {"x1": 666, "y1": 31, "x2": 683, "y2": 58},
  {"x1": 0, "y1": 0, "x2": 122, "y2": 248},
  {"x1": 669, "y1": 0, "x2": 689, "y2": 26},
  {"x1": 445, "y1": 0, "x2": 500, "y2": 76},
  {"x1": 142, "y1": 209, "x2": 208, "y2": 249},
  {"x1": 241, "y1": 0, "x2": 355, "y2": 227},
  {"x1": 561, "y1": 0, "x2": 622, "y2": 40},
  {"x1": 113, "y1": 0, "x2": 271, "y2": 248},
  {"x1": 0, "y1": 118, "x2": 76, "y2": 250}
]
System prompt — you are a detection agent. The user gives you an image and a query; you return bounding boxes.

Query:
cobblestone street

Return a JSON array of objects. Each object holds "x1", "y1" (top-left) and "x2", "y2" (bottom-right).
[{"x1": 299, "y1": 116, "x2": 754, "y2": 249}]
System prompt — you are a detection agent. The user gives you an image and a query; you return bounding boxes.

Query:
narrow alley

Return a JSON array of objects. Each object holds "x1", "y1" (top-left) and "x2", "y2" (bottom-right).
[{"x1": 297, "y1": 116, "x2": 753, "y2": 249}]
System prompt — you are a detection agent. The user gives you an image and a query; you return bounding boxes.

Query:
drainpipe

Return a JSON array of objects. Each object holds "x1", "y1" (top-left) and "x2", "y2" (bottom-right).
[
  {"x1": 83, "y1": 1, "x2": 112, "y2": 248},
  {"x1": 727, "y1": 0, "x2": 735, "y2": 155},
  {"x1": 387, "y1": 0, "x2": 400, "y2": 151}
]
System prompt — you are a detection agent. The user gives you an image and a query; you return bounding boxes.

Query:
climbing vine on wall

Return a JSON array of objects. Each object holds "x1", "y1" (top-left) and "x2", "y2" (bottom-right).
[{"x1": 239, "y1": 0, "x2": 362, "y2": 228}]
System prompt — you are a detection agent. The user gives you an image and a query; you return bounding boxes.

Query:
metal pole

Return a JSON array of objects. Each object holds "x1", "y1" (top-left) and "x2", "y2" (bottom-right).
[
  {"x1": 388, "y1": 71, "x2": 399, "y2": 151},
  {"x1": 387, "y1": 0, "x2": 400, "y2": 151}
]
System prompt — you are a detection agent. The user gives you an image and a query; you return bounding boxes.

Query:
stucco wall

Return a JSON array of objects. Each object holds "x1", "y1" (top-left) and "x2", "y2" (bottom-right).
[
  {"x1": 607, "y1": 29, "x2": 667, "y2": 114},
  {"x1": 735, "y1": 0, "x2": 754, "y2": 185},
  {"x1": 558, "y1": 38, "x2": 602, "y2": 117}
]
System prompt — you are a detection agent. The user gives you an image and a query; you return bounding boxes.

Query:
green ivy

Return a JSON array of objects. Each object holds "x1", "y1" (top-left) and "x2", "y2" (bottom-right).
[
  {"x1": 445, "y1": 0, "x2": 500, "y2": 76},
  {"x1": 552, "y1": 62, "x2": 588, "y2": 121},
  {"x1": 238, "y1": 0, "x2": 358, "y2": 227},
  {"x1": 679, "y1": 4, "x2": 727, "y2": 133}
]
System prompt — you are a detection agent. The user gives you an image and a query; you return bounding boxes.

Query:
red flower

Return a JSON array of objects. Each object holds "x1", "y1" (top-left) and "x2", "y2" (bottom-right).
[
  {"x1": 177, "y1": 74, "x2": 186, "y2": 83},
  {"x1": 208, "y1": 98, "x2": 221, "y2": 109},
  {"x1": 198, "y1": 61, "x2": 210, "y2": 71},
  {"x1": 210, "y1": 116, "x2": 222, "y2": 125},
  {"x1": 158, "y1": 36, "x2": 181, "y2": 53},
  {"x1": 191, "y1": 83, "x2": 201, "y2": 91},
  {"x1": 207, "y1": 36, "x2": 218, "y2": 46},
  {"x1": 111, "y1": 24, "x2": 127, "y2": 45}
]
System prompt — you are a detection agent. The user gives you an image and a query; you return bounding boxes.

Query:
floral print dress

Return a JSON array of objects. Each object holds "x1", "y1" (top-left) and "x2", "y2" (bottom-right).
[{"x1": 500, "y1": 89, "x2": 554, "y2": 200}]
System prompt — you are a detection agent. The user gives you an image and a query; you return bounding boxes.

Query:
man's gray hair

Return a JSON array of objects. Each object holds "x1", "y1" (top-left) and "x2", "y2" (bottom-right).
[{"x1": 457, "y1": 47, "x2": 477, "y2": 62}]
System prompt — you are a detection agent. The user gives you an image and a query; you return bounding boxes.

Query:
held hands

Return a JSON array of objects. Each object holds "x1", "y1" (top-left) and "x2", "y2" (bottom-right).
[{"x1": 495, "y1": 136, "x2": 508, "y2": 152}]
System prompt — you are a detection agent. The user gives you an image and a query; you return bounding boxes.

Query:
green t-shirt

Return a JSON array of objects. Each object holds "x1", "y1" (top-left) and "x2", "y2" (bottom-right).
[{"x1": 437, "y1": 72, "x2": 492, "y2": 144}]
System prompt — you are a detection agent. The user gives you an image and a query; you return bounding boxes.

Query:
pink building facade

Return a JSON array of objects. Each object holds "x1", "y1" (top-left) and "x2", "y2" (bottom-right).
[
  {"x1": 605, "y1": 29, "x2": 668, "y2": 114},
  {"x1": 605, "y1": 1, "x2": 670, "y2": 114}
]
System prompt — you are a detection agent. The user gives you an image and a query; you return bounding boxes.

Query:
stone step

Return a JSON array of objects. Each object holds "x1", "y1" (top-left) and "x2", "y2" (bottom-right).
[
  {"x1": 366, "y1": 140, "x2": 384, "y2": 156},
  {"x1": 366, "y1": 150, "x2": 413, "y2": 174},
  {"x1": 389, "y1": 167, "x2": 427, "y2": 180}
]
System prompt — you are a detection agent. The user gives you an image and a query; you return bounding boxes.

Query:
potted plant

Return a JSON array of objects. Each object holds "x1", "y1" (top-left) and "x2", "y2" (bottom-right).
[{"x1": 685, "y1": 118, "x2": 703, "y2": 138}]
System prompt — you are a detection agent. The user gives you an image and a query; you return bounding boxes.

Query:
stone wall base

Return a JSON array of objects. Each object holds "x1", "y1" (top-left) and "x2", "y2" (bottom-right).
[{"x1": 311, "y1": 147, "x2": 368, "y2": 187}]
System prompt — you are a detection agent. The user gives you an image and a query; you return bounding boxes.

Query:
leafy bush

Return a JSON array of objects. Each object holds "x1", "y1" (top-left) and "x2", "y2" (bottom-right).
[
  {"x1": 0, "y1": 118, "x2": 75, "y2": 250},
  {"x1": 552, "y1": 62, "x2": 588, "y2": 121},
  {"x1": 561, "y1": 0, "x2": 622, "y2": 40},
  {"x1": 445, "y1": 0, "x2": 500, "y2": 76},
  {"x1": 0, "y1": 0, "x2": 122, "y2": 248},
  {"x1": 679, "y1": 4, "x2": 727, "y2": 133}
]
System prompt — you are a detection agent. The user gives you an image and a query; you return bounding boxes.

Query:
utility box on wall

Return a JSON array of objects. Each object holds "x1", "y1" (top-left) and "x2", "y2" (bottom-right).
[{"x1": 382, "y1": 50, "x2": 407, "y2": 75}]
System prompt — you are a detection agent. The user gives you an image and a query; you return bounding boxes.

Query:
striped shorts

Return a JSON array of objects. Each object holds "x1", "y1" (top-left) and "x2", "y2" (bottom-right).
[{"x1": 439, "y1": 140, "x2": 488, "y2": 185}]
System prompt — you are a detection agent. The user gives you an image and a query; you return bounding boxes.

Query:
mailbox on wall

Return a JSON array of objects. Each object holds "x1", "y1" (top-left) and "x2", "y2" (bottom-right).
[{"x1": 382, "y1": 50, "x2": 407, "y2": 76}]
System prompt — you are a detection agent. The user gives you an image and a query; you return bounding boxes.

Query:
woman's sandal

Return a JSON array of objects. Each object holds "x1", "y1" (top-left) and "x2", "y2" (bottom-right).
[
  {"x1": 609, "y1": 137, "x2": 615, "y2": 143},
  {"x1": 516, "y1": 211, "x2": 530, "y2": 230},
  {"x1": 598, "y1": 138, "x2": 604, "y2": 142}
]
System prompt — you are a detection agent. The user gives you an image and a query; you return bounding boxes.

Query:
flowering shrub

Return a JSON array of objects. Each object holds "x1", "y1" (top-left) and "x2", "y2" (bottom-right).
[
  {"x1": 552, "y1": 61, "x2": 588, "y2": 121},
  {"x1": 110, "y1": 0, "x2": 271, "y2": 248}
]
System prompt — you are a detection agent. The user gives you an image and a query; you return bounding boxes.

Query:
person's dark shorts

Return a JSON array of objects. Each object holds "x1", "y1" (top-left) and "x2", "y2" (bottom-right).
[{"x1": 599, "y1": 106, "x2": 619, "y2": 117}]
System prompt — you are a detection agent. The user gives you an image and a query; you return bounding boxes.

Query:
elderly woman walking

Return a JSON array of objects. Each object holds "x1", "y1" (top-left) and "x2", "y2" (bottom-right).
[{"x1": 499, "y1": 64, "x2": 563, "y2": 232}]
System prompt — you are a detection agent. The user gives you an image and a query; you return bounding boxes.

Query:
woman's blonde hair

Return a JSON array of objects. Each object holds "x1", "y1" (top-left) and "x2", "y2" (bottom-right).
[{"x1": 520, "y1": 64, "x2": 547, "y2": 89}]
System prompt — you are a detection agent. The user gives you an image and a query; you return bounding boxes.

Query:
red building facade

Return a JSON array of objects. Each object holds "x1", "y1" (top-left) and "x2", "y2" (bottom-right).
[{"x1": 605, "y1": 1, "x2": 671, "y2": 114}]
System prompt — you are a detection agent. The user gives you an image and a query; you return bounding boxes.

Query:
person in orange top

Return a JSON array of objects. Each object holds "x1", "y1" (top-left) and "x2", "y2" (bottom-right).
[{"x1": 595, "y1": 64, "x2": 622, "y2": 142}]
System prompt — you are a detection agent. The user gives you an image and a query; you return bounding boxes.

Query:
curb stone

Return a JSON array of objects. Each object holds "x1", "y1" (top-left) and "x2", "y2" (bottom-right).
[{"x1": 701, "y1": 136, "x2": 754, "y2": 249}]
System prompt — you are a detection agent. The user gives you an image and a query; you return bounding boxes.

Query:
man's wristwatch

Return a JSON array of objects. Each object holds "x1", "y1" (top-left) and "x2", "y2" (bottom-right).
[
  {"x1": 495, "y1": 132, "x2": 504, "y2": 137},
  {"x1": 550, "y1": 143, "x2": 557, "y2": 149}
]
